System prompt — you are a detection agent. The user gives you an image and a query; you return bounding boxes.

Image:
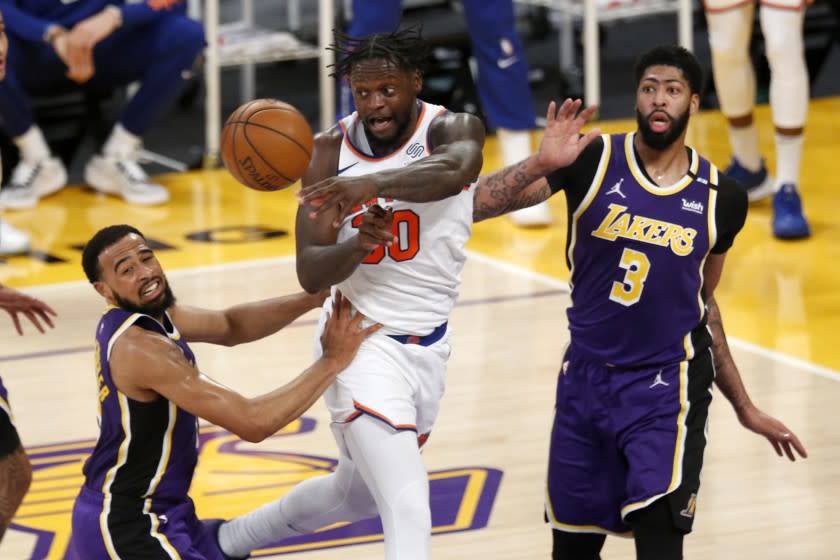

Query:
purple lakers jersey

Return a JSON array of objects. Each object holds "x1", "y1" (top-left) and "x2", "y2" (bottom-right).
[
  {"x1": 565, "y1": 133, "x2": 719, "y2": 366},
  {"x1": 82, "y1": 307, "x2": 198, "y2": 503}
]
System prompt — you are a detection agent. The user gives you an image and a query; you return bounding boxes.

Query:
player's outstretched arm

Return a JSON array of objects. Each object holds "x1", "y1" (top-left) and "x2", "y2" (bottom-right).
[
  {"x1": 298, "y1": 112, "x2": 485, "y2": 226},
  {"x1": 0, "y1": 283, "x2": 57, "y2": 335},
  {"x1": 111, "y1": 292, "x2": 381, "y2": 442},
  {"x1": 473, "y1": 99, "x2": 599, "y2": 222},
  {"x1": 704, "y1": 256, "x2": 807, "y2": 461},
  {"x1": 169, "y1": 290, "x2": 328, "y2": 346}
]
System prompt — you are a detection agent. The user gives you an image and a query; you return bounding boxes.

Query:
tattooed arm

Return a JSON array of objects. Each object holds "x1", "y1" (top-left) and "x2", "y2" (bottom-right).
[
  {"x1": 704, "y1": 255, "x2": 807, "y2": 461},
  {"x1": 473, "y1": 99, "x2": 600, "y2": 223},
  {"x1": 473, "y1": 157, "x2": 553, "y2": 222},
  {"x1": 0, "y1": 447, "x2": 32, "y2": 541}
]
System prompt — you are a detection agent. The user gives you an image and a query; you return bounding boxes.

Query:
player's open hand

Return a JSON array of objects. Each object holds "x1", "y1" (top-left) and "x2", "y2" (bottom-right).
[
  {"x1": 320, "y1": 291, "x2": 381, "y2": 371},
  {"x1": 536, "y1": 99, "x2": 601, "y2": 172},
  {"x1": 737, "y1": 404, "x2": 808, "y2": 461},
  {"x1": 0, "y1": 284, "x2": 57, "y2": 335},
  {"x1": 298, "y1": 175, "x2": 382, "y2": 227},
  {"x1": 355, "y1": 204, "x2": 396, "y2": 252}
]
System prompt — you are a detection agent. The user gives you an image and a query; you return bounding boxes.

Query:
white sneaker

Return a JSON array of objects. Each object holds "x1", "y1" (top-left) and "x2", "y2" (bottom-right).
[
  {"x1": 510, "y1": 201, "x2": 553, "y2": 227},
  {"x1": 0, "y1": 218, "x2": 30, "y2": 255},
  {"x1": 0, "y1": 157, "x2": 67, "y2": 210},
  {"x1": 85, "y1": 154, "x2": 169, "y2": 206}
]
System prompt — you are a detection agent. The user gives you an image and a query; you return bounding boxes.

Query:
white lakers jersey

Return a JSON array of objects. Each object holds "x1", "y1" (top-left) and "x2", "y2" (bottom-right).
[{"x1": 334, "y1": 100, "x2": 475, "y2": 335}]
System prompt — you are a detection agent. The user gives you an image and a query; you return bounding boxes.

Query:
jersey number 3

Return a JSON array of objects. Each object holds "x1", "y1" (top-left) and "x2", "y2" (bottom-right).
[
  {"x1": 609, "y1": 248, "x2": 651, "y2": 306},
  {"x1": 352, "y1": 209, "x2": 420, "y2": 264}
]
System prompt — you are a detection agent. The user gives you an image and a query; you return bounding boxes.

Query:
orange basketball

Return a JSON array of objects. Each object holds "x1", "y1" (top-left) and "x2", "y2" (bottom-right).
[{"x1": 221, "y1": 99, "x2": 313, "y2": 191}]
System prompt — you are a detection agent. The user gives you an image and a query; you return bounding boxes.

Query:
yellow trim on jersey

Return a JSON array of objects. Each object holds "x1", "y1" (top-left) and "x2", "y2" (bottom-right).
[
  {"x1": 143, "y1": 401, "x2": 177, "y2": 499},
  {"x1": 106, "y1": 313, "x2": 143, "y2": 360},
  {"x1": 100, "y1": 392, "x2": 133, "y2": 559},
  {"x1": 143, "y1": 498, "x2": 181, "y2": 559},
  {"x1": 624, "y1": 133, "x2": 699, "y2": 195},
  {"x1": 545, "y1": 482, "x2": 632, "y2": 537},
  {"x1": 567, "y1": 133, "x2": 612, "y2": 288},
  {"x1": 620, "y1": 360, "x2": 690, "y2": 520},
  {"x1": 0, "y1": 394, "x2": 14, "y2": 427}
]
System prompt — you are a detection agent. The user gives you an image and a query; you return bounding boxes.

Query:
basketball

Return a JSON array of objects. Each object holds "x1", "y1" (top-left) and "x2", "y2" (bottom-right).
[{"x1": 220, "y1": 98, "x2": 313, "y2": 191}]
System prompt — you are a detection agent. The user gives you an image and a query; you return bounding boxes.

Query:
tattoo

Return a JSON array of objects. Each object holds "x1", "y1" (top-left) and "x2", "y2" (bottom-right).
[
  {"x1": 0, "y1": 447, "x2": 32, "y2": 540},
  {"x1": 473, "y1": 160, "x2": 551, "y2": 221},
  {"x1": 706, "y1": 296, "x2": 751, "y2": 412}
]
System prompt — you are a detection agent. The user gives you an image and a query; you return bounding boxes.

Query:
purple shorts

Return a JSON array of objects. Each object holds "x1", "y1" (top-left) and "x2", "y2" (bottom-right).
[
  {"x1": 70, "y1": 486, "x2": 228, "y2": 559},
  {"x1": 545, "y1": 346, "x2": 714, "y2": 535}
]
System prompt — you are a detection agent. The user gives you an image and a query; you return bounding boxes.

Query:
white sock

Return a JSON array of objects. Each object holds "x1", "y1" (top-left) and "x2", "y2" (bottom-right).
[
  {"x1": 728, "y1": 123, "x2": 762, "y2": 172},
  {"x1": 496, "y1": 128, "x2": 532, "y2": 167},
  {"x1": 14, "y1": 127, "x2": 51, "y2": 163},
  {"x1": 103, "y1": 123, "x2": 141, "y2": 158},
  {"x1": 774, "y1": 133, "x2": 803, "y2": 190}
]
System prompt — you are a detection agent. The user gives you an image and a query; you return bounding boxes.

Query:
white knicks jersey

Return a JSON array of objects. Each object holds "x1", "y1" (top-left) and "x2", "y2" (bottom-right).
[{"x1": 334, "y1": 100, "x2": 475, "y2": 335}]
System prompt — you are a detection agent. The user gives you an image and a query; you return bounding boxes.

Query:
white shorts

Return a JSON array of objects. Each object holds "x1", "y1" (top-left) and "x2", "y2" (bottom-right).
[
  {"x1": 314, "y1": 306, "x2": 451, "y2": 438},
  {"x1": 703, "y1": 0, "x2": 804, "y2": 12}
]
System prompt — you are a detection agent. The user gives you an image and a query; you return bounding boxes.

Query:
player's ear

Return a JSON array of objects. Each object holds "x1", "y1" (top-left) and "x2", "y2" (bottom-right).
[
  {"x1": 412, "y1": 70, "x2": 423, "y2": 95},
  {"x1": 93, "y1": 281, "x2": 114, "y2": 302},
  {"x1": 689, "y1": 92, "x2": 700, "y2": 115}
]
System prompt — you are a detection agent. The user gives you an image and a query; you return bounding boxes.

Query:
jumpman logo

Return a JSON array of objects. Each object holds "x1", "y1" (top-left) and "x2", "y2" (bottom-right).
[
  {"x1": 606, "y1": 178, "x2": 626, "y2": 198},
  {"x1": 649, "y1": 370, "x2": 669, "y2": 388}
]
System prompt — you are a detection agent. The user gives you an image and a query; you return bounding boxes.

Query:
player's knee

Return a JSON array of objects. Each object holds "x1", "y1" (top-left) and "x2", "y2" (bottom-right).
[
  {"x1": 625, "y1": 499, "x2": 685, "y2": 560},
  {"x1": 707, "y1": 11, "x2": 752, "y2": 61},
  {"x1": 762, "y1": 25, "x2": 804, "y2": 75},
  {"x1": 387, "y1": 479, "x2": 431, "y2": 533},
  {"x1": 155, "y1": 16, "x2": 207, "y2": 63},
  {"x1": 551, "y1": 529, "x2": 605, "y2": 560}
]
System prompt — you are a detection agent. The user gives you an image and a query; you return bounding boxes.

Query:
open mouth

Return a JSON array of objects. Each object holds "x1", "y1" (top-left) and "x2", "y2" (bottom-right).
[
  {"x1": 368, "y1": 116, "x2": 393, "y2": 134},
  {"x1": 140, "y1": 279, "x2": 163, "y2": 302},
  {"x1": 648, "y1": 112, "x2": 671, "y2": 133}
]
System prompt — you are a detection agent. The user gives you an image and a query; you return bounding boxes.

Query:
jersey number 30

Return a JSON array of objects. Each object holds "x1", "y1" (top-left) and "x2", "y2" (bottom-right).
[
  {"x1": 609, "y1": 248, "x2": 651, "y2": 306},
  {"x1": 352, "y1": 209, "x2": 420, "y2": 264}
]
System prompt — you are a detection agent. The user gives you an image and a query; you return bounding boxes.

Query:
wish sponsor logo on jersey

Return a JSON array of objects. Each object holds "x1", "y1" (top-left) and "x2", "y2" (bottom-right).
[
  {"x1": 680, "y1": 199, "x2": 704, "y2": 214},
  {"x1": 14, "y1": 419, "x2": 501, "y2": 559},
  {"x1": 591, "y1": 203, "x2": 697, "y2": 256}
]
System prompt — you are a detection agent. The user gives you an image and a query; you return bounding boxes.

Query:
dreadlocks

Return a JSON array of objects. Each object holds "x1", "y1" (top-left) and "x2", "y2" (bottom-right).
[{"x1": 329, "y1": 25, "x2": 431, "y2": 79}]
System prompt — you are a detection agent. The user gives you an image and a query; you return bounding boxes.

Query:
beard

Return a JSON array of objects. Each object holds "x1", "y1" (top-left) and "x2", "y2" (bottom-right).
[
  {"x1": 635, "y1": 107, "x2": 690, "y2": 151},
  {"x1": 113, "y1": 282, "x2": 176, "y2": 320}
]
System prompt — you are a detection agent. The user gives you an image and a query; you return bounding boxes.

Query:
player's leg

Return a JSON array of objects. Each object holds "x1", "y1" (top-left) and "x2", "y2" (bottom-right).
[
  {"x1": 343, "y1": 415, "x2": 431, "y2": 560},
  {"x1": 338, "y1": 0, "x2": 403, "y2": 118},
  {"x1": 0, "y1": 37, "x2": 68, "y2": 210},
  {"x1": 759, "y1": 5, "x2": 811, "y2": 239},
  {"x1": 460, "y1": 0, "x2": 549, "y2": 227},
  {"x1": 705, "y1": 3, "x2": 774, "y2": 201},
  {"x1": 0, "y1": 379, "x2": 32, "y2": 542},
  {"x1": 217, "y1": 423, "x2": 379, "y2": 558},
  {"x1": 82, "y1": 15, "x2": 205, "y2": 205},
  {"x1": 546, "y1": 352, "x2": 629, "y2": 556},
  {"x1": 618, "y1": 350, "x2": 715, "y2": 560},
  {"x1": 551, "y1": 529, "x2": 606, "y2": 560}
]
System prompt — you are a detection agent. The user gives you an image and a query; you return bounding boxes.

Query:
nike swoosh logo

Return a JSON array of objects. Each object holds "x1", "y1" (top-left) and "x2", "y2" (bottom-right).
[
  {"x1": 337, "y1": 162, "x2": 359, "y2": 175},
  {"x1": 497, "y1": 56, "x2": 518, "y2": 70}
]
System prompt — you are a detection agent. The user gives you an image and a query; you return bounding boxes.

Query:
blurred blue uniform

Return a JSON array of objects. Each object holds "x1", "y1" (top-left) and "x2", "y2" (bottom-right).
[
  {"x1": 70, "y1": 307, "x2": 227, "y2": 559},
  {"x1": 0, "y1": 0, "x2": 204, "y2": 137},
  {"x1": 341, "y1": 0, "x2": 536, "y2": 131}
]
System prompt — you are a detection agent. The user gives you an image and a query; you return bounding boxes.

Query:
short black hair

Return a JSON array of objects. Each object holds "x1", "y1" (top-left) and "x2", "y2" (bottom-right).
[
  {"x1": 329, "y1": 25, "x2": 430, "y2": 79},
  {"x1": 634, "y1": 45, "x2": 704, "y2": 95},
  {"x1": 82, "y1": 224, "x2": 145, "y2": 283}
]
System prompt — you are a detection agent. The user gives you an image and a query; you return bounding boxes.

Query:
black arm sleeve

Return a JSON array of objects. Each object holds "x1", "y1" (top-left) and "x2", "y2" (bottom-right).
[
  {"x1": 711, "y1": 174, "x2": 749, "y2": 254},
  {"x1": 545, "y1": 136, "x2": 605, "y2": 213}
]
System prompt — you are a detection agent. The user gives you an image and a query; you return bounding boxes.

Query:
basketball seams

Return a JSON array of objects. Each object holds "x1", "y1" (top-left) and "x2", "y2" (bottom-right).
[{"x1": 240, "y1": 127, "x2": 294, "y2": 185}]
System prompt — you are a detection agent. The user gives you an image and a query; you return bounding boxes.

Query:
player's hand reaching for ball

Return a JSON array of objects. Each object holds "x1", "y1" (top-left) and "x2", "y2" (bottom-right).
[
  {"x1": 356, "y1": 205, "x2": 396, "y2": 252},
  {"x1": 320, "y1": 291, "x2": 382, "y2": 372},
  {"x1": 299, "y1": 175, "x2": 383, "y2": 227},
  {"x1": 0, "y1": 284, "x2": 57, "y2": 335},
  {"x1": 536, "y1": 99, "x2": 601, "y2": 173}
]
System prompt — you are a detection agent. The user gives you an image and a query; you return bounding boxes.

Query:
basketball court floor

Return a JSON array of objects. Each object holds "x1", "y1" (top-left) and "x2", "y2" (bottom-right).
[{"x1": 1, "y1": 99, "x2": 839, "y2": 559}]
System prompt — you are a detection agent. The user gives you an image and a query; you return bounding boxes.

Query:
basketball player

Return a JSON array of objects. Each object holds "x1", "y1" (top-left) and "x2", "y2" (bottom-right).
[
  {"x1": 469, "y1": 45, "x2": 808, "y2": 559},
  {"x1": 0, "y1": 282, "x2": 56, "y2": 542},
  {"x1": 70, "y1": 224, "x2": 380, "y2": 560},
  {"x1": 704, "y1": 1, "x2": 811, "y2": 239},
  {"x1": 339, "y1": 0, "x2": 552, "y2": 227},
  {"x1": 216, "y1": 27, "x2": 485, "y2": 560},
  {"x1": 0, "y1": 7, "x2": 30, "y2": 255},
  {"x1": 0, "y1": 0, "x2": 205, "y2": 210}
]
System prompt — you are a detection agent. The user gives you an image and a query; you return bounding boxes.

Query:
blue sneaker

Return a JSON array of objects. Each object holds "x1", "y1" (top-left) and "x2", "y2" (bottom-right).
[
  {"x1": 772, "y1": 184, "x2": 811, "y2": 240},
  {"x1": 724, "y1": 157, "x2": 774, "y2": 202}
]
